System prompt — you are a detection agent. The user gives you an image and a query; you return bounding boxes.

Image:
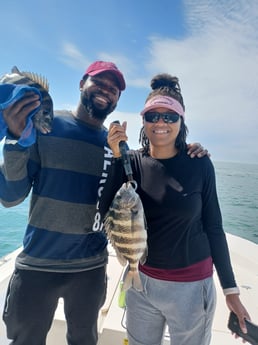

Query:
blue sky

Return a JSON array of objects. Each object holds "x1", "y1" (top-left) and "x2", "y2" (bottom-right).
[{"x1": 0, "y1": 0, "x2": 257, "y2": 163}]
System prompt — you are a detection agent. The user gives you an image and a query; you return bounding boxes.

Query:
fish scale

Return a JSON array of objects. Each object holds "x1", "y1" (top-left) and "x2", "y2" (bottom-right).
[{"x1": 104, "y1": 181, "x2": 148, "y2": 291}]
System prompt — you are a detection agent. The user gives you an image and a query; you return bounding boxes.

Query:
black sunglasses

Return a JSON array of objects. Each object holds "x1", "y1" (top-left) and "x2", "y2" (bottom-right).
[{"x1": 144, "y1": 112, "x2": 180, "y2": 124}]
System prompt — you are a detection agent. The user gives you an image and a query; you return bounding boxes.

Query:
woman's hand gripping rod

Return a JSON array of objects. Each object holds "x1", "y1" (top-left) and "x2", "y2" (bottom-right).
[{"x1": 112, "y1": 121, "x2": 133, "y2": 182}]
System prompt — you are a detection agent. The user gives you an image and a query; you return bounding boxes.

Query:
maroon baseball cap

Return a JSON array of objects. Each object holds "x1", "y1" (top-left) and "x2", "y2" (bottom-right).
[{"x1": 83, "y1": 61, "x2": 126, "y2": 91}]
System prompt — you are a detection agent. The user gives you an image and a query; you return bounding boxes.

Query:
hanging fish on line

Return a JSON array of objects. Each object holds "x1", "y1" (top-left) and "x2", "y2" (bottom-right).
[
  {"x1": 0, "y1": 66, "x2": 53, "y2": 134},
  {"x1": 104, "y1": 180, "x2": 148, "y2": 291}
]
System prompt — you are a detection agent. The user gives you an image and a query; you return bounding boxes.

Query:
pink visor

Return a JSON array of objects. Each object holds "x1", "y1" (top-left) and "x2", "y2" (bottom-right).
[{"x1": 140, "y1": 95, "x2": 185, "y2": 120}]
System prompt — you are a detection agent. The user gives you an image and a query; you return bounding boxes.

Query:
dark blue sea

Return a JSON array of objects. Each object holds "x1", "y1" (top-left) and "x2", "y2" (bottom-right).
[{"x1": 0, "y1": 161, "x2": 257, "y2": 258}]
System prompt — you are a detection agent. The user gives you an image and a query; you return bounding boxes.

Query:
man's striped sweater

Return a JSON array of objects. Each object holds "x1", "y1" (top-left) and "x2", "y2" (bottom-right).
[{"x1": 0, "y1": 111, "x2": 112, "y2": 272}]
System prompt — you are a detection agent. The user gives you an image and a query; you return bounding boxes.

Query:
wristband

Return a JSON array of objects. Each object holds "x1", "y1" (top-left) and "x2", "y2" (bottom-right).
[{"x1": 223, "y1": 287, "x2": 240, "y2": 296}]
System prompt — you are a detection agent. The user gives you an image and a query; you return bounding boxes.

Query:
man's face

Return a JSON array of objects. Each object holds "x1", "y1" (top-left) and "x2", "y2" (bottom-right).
[{"x1": 80, "y1": 72, "x2": 120, "y2": 120}]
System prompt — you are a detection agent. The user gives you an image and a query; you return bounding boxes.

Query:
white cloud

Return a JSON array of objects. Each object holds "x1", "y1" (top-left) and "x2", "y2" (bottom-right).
[
  {"x1": 104, "y1": 111, "x2": 142, "y2": 150},
  {"x1": 59, "y1": 43, "x2": 134, "y2": 83},
  {"x1": 139, "y1": 0, "x2": 258, "y2": 163},
  {"x1": 59, "y1": 42, "x2": 90, "y2": 70}
]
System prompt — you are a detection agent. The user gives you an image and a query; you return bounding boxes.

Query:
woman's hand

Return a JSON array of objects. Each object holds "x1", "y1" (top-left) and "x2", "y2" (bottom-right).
[
  {"x1": 226, "y1": 293, "x2": 251, "y2": 335},
  {"x1": 3, "y1": 92, "x2": 40, "y2": 138},
  {"x1": 108, "y1": 121, "x2": 128, "y2": 157}
]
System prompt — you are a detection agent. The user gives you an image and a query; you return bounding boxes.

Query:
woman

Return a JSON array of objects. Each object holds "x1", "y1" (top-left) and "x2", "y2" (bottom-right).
[{"x1": 99, "y1": 74, "x2": 250, "y2": 345}]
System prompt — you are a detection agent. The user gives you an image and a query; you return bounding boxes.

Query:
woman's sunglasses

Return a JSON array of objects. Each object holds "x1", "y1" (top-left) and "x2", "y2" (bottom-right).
[{"x1": 144, "y1": 112, "x2": 180, "y2": 124}]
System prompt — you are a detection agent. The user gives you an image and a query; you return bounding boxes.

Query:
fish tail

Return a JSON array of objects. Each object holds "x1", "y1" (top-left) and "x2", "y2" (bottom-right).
[{"x1": 123, "y1": 270, "x2": 143, "y2": 291}]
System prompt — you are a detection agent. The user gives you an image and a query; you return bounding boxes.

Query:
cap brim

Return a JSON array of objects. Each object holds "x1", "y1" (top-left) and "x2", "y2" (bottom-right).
[{"x1": 87, "y1": 68, "x2": 125, "y2": 91}]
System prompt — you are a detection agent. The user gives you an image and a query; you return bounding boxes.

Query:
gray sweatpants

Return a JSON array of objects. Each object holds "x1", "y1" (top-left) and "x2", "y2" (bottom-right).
[{"x1": 126, "y1": 272, "x2": 216, "y2": 345}]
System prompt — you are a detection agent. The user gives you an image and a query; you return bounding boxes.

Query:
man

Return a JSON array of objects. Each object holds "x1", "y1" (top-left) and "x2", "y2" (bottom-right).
[
  {"x1": 0, "y1": 61, "x2": 125, "y2": 345},
  {"x1": 0, "y1": 61, "x2": 206, "y2": 345}
]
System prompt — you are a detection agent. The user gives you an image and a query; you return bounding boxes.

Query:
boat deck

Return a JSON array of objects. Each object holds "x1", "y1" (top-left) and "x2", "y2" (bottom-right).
[{"x1": 0, "y1": 233, "x2": 257, "y2": 345}]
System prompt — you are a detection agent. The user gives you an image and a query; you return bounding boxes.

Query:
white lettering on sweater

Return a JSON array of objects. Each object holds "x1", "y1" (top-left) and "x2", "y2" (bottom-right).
[{"x1": 92, "y1": 146, "x2": 113, "y2": 232}]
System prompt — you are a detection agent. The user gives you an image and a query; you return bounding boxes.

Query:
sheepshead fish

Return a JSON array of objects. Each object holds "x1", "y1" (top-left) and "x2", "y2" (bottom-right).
[
  {"x1": 0, "y1": 66, "x2": 53, "y2": 134},
  {"x1": 104, "y1": 181, "x2": 148, "y2": 291}
]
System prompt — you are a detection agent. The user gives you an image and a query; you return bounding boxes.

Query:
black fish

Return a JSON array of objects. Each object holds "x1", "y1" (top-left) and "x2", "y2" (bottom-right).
[{"x1": 0, "y1": 66, "x2": 53, "y2": 134}]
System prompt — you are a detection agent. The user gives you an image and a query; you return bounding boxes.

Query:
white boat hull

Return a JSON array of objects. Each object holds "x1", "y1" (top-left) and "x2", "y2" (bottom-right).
[{"x1": 1, "y1": 233, "x2": 257, "y2": 345}]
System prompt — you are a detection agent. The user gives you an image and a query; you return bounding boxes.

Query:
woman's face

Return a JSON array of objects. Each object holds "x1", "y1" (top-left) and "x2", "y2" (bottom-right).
[{"x1": 143, "y1": 107, "x2": 182, "y2": 151}]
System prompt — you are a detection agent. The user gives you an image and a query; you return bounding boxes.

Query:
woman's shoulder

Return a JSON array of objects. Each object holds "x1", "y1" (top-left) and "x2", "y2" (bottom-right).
[{"x1": 182, "y1": 150, "x2": 214, "y2": 172}]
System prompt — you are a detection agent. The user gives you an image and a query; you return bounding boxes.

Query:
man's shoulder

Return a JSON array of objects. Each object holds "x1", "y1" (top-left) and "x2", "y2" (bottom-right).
[
  {"x1": 54, "y1": 110, "x2": 73, "y2": 117},
  {"x1": 52, "y1": 110, "x2": 75, "y2": 126}
]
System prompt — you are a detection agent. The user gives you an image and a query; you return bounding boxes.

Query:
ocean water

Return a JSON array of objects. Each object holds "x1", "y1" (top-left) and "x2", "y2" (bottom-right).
[
  {"x1": 214, "y1": 161, "x2": 258, "y2": 245},
  {"x1": 0, "y1": 161, "x2": 257, "y2": 258}
]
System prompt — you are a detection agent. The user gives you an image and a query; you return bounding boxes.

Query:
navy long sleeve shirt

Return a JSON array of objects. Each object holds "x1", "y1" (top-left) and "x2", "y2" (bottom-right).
[{"x1": 99, "y1": 149, "x2": 237, "y2": 289}]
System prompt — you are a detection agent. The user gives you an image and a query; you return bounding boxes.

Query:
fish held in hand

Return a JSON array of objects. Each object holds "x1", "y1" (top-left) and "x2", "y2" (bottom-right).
[
  {"x1": 104, "y1": 181, "x2": 148, "y2": 291},
  {"x1": 0, "y1": 66, "x2": 53, "y2": 134}
]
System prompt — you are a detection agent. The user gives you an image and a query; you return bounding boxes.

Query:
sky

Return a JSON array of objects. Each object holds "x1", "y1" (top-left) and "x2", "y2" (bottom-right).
[{"x1": 0, "y1": 0, "x2": 257, "y2": 164}]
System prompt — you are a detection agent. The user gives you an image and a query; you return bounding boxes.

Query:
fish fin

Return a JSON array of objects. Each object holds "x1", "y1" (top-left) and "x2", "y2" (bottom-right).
[
  {"x1": 10, "y1": 66, "x2": 50, "y2": 92},
  {"x1": 123, "y1": 270, "x2": 143, "y2": 291},
  {"x1": 143, "y1": 213, "x2": 148, "y2": 230},
  {"x1": 115, "y1": 250, "x2": 127, "y2": 266},
  {"x1": 11, "y1": 66, "x2": 20, "y2": 74},
  {"x1": 22, "y1": 71, "x2": 49, "y2": 92},
  {"x1": 139, "y1": 247, "x2": 148, "y2": 265}
]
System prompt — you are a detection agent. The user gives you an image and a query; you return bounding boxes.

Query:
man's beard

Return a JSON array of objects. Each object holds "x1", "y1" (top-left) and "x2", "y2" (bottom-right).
[{"x1": 81, "y1": 91, "x2": 116, "y2": 120}]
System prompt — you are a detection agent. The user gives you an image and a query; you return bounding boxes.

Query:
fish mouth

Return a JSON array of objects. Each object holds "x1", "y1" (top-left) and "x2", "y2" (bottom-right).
[
  {"x1": 33, "y1": 110, "x2": 53, "y2": 133},
  {"x1": 127, "y1": 180, "x2": 137, "y2": 189}
]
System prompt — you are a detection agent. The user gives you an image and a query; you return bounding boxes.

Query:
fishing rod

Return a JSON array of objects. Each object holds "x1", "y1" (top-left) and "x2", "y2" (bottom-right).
[{"x1": 112, "y1": 121, "x2": 134, "y2": 182}]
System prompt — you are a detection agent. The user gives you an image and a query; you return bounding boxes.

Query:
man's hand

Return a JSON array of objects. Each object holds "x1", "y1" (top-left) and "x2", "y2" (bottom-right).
[
  {"x1": 3, "y1": 92, "x2": 40, "y2": 138},
  {"x1": 187, "y1": 143, "x2": 210, "y2": 158}
]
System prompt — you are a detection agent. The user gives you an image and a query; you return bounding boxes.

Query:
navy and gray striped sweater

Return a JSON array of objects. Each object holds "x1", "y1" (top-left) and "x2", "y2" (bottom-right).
[{"x1": 0, "y1": 111, "x2": 111, "y2": 272}]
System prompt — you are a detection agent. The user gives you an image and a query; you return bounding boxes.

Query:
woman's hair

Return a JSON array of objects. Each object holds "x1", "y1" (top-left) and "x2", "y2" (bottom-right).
[{"x1": 139, "y1": 73, "x2": 188, "y2": 154}]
